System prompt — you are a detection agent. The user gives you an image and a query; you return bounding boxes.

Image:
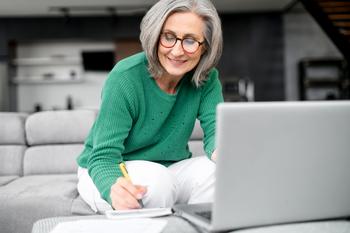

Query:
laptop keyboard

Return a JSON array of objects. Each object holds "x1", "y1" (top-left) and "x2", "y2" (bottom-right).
[{"x1": 195, "y1": 210, "x2": 212, "y2": 222}]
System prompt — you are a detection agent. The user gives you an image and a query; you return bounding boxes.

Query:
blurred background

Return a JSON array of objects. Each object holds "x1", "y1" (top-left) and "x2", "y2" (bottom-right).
[{"x1": 0, "y1": 0, "x2": 349, "y2": 113}]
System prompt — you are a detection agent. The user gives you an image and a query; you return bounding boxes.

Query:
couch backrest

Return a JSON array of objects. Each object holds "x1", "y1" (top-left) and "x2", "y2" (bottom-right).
[
  {"x1": 189, "y1": 120, "x2": 205, "y2": 157},
  {"x1": 23, "y1": 110, "x2": 97, "y2": 175},
  {"x1": 1, "y1": 109, "x2": 205, "y2": 176},
  {"x1": 0, "y1": 113, "x2": 27, "y2": 176}
]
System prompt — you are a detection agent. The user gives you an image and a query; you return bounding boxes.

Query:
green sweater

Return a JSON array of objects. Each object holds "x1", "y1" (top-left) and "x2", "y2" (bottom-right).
[{"x1": 77, "y1": 52, "x2": 223, "y2": 204}]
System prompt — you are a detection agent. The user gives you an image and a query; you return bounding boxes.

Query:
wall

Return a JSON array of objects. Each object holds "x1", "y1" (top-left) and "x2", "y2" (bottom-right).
[
  {"x1": 0, "y1": 29, "x2": 8, "y2": 110},
  {"x1": 0, "y1": 62, "x2": 8, "y2": 110},
  {"x1": 283, "y1": 5, "x2": 342, "y2": 100},
  {"x1": 0, "y1": 13, "x2": 285, "y2": 112},
  {"x1": 219, "y1": 13, "x2": 284, "y2": 101}
]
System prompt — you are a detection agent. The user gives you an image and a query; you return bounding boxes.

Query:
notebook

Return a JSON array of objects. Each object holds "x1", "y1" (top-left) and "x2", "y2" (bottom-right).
[
  {"x1": 105, "y1": 207, "x2": 172, "y2": 220},
  {"x1": 173, "y1": 101, "x2": 350, "y2": 232},
  {"x1": 50, "y1": 218, "x2": 167, "y2": 233}
]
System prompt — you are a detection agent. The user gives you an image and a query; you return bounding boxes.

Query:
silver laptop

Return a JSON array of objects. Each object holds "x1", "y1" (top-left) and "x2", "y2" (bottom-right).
[{"x1": 173, "y1": 101, "x2": 350, "y2": 232}]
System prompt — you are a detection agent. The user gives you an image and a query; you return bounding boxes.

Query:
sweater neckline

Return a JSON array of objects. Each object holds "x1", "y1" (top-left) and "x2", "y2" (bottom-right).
[
  {"x1": 150, "y1": 75, "x2": 187, "y2": 97},
  {"x1": 143, "y1": 55, "x2": 189, "y2": 101}
]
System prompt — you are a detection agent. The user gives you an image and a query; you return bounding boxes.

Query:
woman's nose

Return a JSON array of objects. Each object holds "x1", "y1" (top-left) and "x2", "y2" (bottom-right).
[{"x1": 170, "y1": 40, "x2": 185, "y2": 56}]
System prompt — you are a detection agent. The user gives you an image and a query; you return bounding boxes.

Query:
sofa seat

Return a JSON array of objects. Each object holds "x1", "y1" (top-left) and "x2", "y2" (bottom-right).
[
  {"x1": 0, "y1": 176, "x2": 18, "y2": 186},
  {"x1": 0, "y1": 174, "x2": 77, "y2": 199},
  {"x1": 0, "y1": 174, "x2": 82, "y2": 233}
]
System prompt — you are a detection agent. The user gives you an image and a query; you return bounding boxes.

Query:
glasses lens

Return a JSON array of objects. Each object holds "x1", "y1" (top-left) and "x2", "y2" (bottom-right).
[
  {"x1": 160, "y1": 33, "x2": 176, "y2": 47},
  {"x1": 182, "y1": 38, "x2": 199, "y2": 53}
]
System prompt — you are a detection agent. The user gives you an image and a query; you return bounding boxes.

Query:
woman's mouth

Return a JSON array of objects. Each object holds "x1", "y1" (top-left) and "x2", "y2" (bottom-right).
[{"x1": 167, "y1": 57, "x2": 187, "y2": 66}]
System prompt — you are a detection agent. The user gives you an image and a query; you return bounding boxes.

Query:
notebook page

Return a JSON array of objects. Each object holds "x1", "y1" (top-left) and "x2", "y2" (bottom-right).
[
  {"x1": 105, "y1": 207, "x2": 173, "y2": 219},
  {"x1": 50, "y1": 218, "x2": 168, "y2": 233}
]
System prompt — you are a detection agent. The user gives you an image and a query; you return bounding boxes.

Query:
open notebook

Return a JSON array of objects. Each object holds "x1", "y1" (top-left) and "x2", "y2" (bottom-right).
[
  {"x1": 105, "y1": 207, "x2": 173, "y2": 220},
  {"x1": 50, "y1": 218, "x2": 168, "y2": 233}
]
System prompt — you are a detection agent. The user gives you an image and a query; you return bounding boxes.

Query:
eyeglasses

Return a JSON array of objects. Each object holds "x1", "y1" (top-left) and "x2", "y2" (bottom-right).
[{"x1": 159, "y1": 32, "x2": 204, "y2": 54}]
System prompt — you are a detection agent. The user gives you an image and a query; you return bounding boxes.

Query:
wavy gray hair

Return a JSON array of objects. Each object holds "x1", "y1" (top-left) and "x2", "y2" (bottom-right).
[{"x1": 140, "y1": 0, "x2": 223, "y2": 87}]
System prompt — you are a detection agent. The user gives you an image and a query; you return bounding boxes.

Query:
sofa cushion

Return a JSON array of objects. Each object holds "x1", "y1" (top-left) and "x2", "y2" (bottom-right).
[
  {"x1": 71, "y1": 195, "x2": 96, "y2": 215},
  {"x1": 0, "y1": 146, "x2": 26, "y2": 176},
  {"x1": 0, "y1": 174, "x2": 78, "y2": 199},
  {"x1": 25, "y1": 110, "x2": 96, "y2": 145},
  {"x1": 0, "y1": 112, "x2": 27, "y2": 145},
  {"x1": 190, "y1": 120, "x2": 204, "y2": 140},
  {"x1": 0, "y1": 176, "x2": 18, "y2": 186},
  {"x1": 23, "y1": 144, "x2": 84, "y2": 175},
  {"x1": 188, "y1": 141, "x2": 205, "y2": 157},
  {"x1": 0, "y1": 175, "x2": 79, "y2": 233},
  {"x1": 188, "y1": 120, "x2": 205, "y2": 157}
]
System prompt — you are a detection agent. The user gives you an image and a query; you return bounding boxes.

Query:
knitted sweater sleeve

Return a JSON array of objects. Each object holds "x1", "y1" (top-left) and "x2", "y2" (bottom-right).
[
  {"x1": 198, "y1": 68, "x2": 224, "y2": 158},
  {"x1": 87, "y1": 70, "x2": 137, "y2": 205}
]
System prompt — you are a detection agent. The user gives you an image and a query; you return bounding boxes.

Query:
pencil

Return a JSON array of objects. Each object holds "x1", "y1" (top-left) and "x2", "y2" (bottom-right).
[{"x1": 119, "y1": 162, "x2": 144, "y2": 208}]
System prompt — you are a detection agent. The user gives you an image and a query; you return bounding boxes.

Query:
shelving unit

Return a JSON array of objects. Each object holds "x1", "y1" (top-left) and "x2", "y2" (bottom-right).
[
  {"x1": 6, "y1": 40, "x2": 115, "y2": 112},
  {"x1": 298, "y1": 58, "x2": 349, "y2": 100},
  {"x1": 223, "y1": 79, "x2": 255, "y2": 102},
  {"x1": 12, "y1": 56, "x2": 81, "y2": 66},
  {"x1": 10, "y1": 56, "x2": 83, "y2": 85},
  {"x1": 11, "y1": 78, "x2": 84, "y2": 85}
]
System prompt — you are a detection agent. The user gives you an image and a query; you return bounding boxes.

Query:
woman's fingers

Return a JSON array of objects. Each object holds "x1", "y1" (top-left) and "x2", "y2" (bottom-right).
[
  {"x1": 110, "y1": 177, "x2": 147, "y2": 210},
  {"x1": 118, "y1": 178, "x2": 145, "y2": 199},
  {"x1": 134, "y1": 185, "x2": 147, "y2": 197},
  {"x1": 111, "y1": 184, "x2": 140, "y2": 209}
]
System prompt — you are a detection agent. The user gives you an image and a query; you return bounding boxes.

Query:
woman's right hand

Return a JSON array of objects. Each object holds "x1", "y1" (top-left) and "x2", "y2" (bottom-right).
[{"x1": 110, "y1": 177, "x2": 147, "y2": 210}]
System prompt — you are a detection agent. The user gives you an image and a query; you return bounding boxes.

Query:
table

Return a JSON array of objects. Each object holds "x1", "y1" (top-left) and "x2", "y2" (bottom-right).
[
  {"x1": 32, "y1": 215, "x2": 350, "y2": 233},
  {"x1": 31, "y1": 215, "x2": 201, "y2": 233}
]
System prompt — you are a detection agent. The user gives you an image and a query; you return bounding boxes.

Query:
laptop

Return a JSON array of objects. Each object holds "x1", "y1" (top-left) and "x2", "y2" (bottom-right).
[{"x1": 173, "y1": 101, "x2": 350, "y2": 232}]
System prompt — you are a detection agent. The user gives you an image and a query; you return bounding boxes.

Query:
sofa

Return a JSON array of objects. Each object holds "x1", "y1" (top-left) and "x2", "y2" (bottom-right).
[
  {"x1": 2, "y1": 110, "x2": 350, "y2": 233},
  {"x1": 0, "y1": 109, "x2": 207, "y2": 233}
]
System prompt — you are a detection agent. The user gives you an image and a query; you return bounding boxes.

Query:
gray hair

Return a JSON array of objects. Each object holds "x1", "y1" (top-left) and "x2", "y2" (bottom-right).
[{"x1": 140, "y1": 0, "x2": 223, "y2": 87}]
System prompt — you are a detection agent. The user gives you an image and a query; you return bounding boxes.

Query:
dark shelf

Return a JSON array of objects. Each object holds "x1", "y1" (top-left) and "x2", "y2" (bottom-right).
[
  {"x1": 299, "y1": 58, "x2": 350, "y2": 100},
  {"x1": 304, "y1": 78, "x2": 342, "y2": 87}
]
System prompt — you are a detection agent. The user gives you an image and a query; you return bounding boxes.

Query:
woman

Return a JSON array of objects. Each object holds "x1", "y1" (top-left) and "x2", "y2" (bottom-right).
[{"x1": 77, "y1": 0, "x2": 223, "y2": 212}]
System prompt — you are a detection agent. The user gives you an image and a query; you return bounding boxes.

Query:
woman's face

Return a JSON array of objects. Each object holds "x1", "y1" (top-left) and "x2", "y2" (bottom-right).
[{"x1": 158, "y1": 11, "x2": 205, "y2": 80}]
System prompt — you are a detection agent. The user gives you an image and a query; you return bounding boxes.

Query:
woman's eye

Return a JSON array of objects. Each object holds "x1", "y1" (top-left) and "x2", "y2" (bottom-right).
[
  {"x1": 183, "y1": 38, "x2": 196, "y2": 45},
  {"x1": 165, "y1": 34, "x2": 176, "y2": 41}
]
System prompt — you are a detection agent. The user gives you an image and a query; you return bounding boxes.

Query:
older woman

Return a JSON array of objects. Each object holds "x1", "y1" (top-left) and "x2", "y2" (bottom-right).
[{"x1": 76, "y1": 0, "x2": 223, "y2": 212}]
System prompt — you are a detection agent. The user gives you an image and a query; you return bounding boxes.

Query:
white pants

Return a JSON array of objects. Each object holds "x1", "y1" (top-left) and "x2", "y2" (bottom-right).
[{"x1": 77, "y1": 156, "x2": 216, "y2": 213}]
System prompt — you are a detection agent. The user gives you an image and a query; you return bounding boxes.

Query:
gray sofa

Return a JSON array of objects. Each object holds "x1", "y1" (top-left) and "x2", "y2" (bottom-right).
[{"x1": 0, "y1": 109, "x2": 206, "y2": 233}]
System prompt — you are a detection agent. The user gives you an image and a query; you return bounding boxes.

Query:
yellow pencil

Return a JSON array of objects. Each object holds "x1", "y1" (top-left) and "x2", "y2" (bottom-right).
[{"x1": 119, "y1": 162, "x2": 144, "y2": 208}]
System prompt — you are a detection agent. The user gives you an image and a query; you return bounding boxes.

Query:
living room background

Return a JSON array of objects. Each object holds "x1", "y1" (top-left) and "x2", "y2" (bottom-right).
[{"x1": 0, "y1": 4, "x2": 342, "y2": 112}]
